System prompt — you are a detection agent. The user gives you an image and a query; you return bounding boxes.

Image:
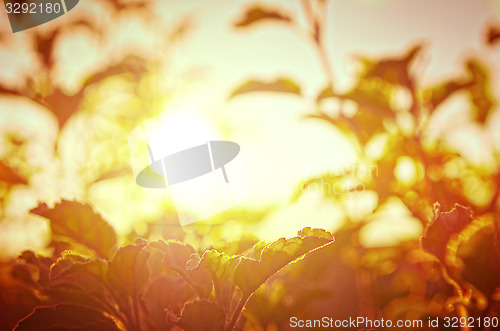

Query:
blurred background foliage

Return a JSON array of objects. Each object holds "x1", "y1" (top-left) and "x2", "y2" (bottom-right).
[{"x1": 1, "y1": 0, "x2": 500, "y2": 329}]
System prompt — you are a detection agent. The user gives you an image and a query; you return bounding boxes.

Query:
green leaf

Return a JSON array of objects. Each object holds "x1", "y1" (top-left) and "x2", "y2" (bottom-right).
[
  {"x1": 421, "y1": 204, "x2": 473, "y2": 263},
  {"x1": 233, "y1": 228, "x2": 334, "y2": 296},
  {"x1": 14, "y1": 304, "x2": 119, "y2": 331},
  {"x1": 30, "y1": 201, "x2": 118, "y2": 259},
  {"x1": 168, "y1": 299, "x2": 226, "y2": 331},
  {"x1": 229, "y1": 77, "x2": 301, "y2": 99},
  {"x1": 234, "y1": 6, "x2": 291, "y2": 28}
]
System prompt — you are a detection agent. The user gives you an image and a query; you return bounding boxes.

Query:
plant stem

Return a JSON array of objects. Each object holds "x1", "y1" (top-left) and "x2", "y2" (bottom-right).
[
  {"x1": 299, "y1": 0, "x2": 335, "y2": 85},
  {"x1": 225, "y1": 293, "x2": 250, "y2": 331}
]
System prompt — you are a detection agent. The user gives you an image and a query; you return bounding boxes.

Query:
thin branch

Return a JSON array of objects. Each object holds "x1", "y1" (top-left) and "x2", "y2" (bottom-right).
[{"x1": 299, "y1": 0, "x2": 335, "y2": 85}]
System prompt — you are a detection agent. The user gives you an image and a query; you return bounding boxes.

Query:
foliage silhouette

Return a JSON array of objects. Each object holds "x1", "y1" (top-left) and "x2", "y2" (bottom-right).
[{"x1": 1, "y1": 0, "x2": 500, "y2": 330}]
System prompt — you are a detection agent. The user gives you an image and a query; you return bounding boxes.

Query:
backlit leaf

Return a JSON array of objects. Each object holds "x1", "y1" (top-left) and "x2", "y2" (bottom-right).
[
  {"x1": 316, "y1": 84, "x2": 335, "y2": 102},
  {"x1": 466, "y1": 59, "x2": 494, "y2": 124},
  {"x1": 142, "y1": 274, "x2": 196, "y2": 329},
  {"x1": 187, "y1": 250, "x2": 239, "y2": 283},
  {"x1": 234, "y1": 6, "x2": 291, "y2": 28},
  {"x1": 421, "y1": 204, "x2": 473, "y2": 262},
  {"x1": 30, "y1": 201, "x2": 117, "y2": 259},
  {"x1": 486, "y1": 25, "x2": 500, "y2": 46},
  {"x1": 457, "y1": 223, "x2": 500, "y2": 297},
  {"x1": 229, "y1": 77, "x2": 301, "y2": 99},
  {"x1": 162, "y1": 241, "x2": 212, "y2": 298},
  {"x1": 36, "y1": 55, "x2": 147, "y2": 129},
  {"x1": 16, "y1": 251, "x2": 53, "y2": 287},
  {"x1": 234, "y1": 228, "x2": 334, "y2": 296},
  {"x1": 213, "y1": 234, "x2": 259, "y2": 256},
  {"x1": 0, "y1": 160, "x2": 28, "y2": 185},
  {"x1": 169, "y1": 299, "x2": 226, "y2": 331},
  {"x1": 47, "y1": 258, "x2": 113, "y2": 314},
  {"x1": 14, "y1": 304, "x2": 119, "y2": 331},
  {"x1": 161, "y1": 240, "x2": 196, "y2": 271},
  {"x1": 106, "y1": 243, "x2": 146, "y2": 297},
  {"x1": 341, "y1": 82, "x2": 395, "y2": 119},
  {"x1": 424, "y1": 80, "x2": 473, "y2": 111},
  {"x1": 49, "y1": 254, "x2": 88, "y2": 280},
  {"x1": 298, "y1": 227, "x2": 334, "y2": 239},
  {"x1": 187, "y1": 250, "x2": 240, "y2": 309},
  {"x1": 359, "y1": 44, "x2": 423, "y2": 89}
]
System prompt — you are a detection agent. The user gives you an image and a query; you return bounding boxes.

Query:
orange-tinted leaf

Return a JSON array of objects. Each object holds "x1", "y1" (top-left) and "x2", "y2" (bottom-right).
[
  {"x1": 298, "y1": 227, "x2": 335, "y2": 239},
  {"x1": 234, "y1": 6, "x2": 291, "y2": 28},
  {"x1": 33, "y1": 28, "x2": 60, "y2": 69},
  {"x1": 308, "y1": 108, "x2": 387, "y2": 145},
  {"x1": 49, "y1": 254, "x2": 88, "y2": 280},
  {"x1": 161, "y1": 240, "x2": 196, "y2": 271},
  {"x1": 93, "y1": 168, "x2": 132, "y2": 185},
  {"x1": 187, "y1": 250, "x2": 240, "y2": 308},
  {"x1": 341, "y1": 82, "x2": 395, "y2": 119},
  {"x1": 229, "y1": 77, "x2": 301, "y2": 99},
  {"x1": 14, "y1": 304, "x2": 119, "y2": 331},
  {"x1": 142, "y1": 274, "x2": 196, "y2": 329},
  {"x1": 11, "y1": 264, "x2": 39, "y2": 289},
  {"x1": 466, "y1": 59, "x2": 494, "y2": 124},
  {"x1": 82, "y1": 55, "x2": 146, "y2": 88},
  {"x1": 47, "y1": 258, "x2": 112, "y2": 314},
  {"x1": 486, "y1": 25, "x2": 500, "y2": 46},
  {"x1": 0, "y1": 160, "x2": 28, "y2": 185},
  {"x1": 167, "y1": 17, "x2": 193, "y2": 44},
  {"x1": 106, "y1": 243, "x2": 146, "y2": 297},
  {"x1": 37, "y1": 55, "x2": 147, "y2": 129},
  {"x1": 213, "y1": 234, "x2": 259, "y2": 256},
  {"x1": 316, "y1": 84, "x2": 335, "y2": 102},
  {"x1": 169, "y1": 299, "x2": 226, "y2": 331},
  {"x1": 16, "y1": 251, "x2": 53, "y2": 286},
  {"x1": 162, "y1": 241, "x2": 213, "y2": 298},
  {"x1": 312, "y1": 80, "x2": 395, "y2": 144},
  {"x1": 30, "y1": 201, "x2": 117, "y2": 259},
  {"x1": 424, "y1": 80, "x2": 473, "y2": 111},
  {"x1": 359, "y1": 44, "x2": 423, "y2": 89},
  {"x1": 187, "y1": 250, "x2": 239, "y2": 283},
  {"x1": 421, "y1": 204, "x2": 473, "y2": 262},
  {"x1": 234, "y1": 228, "x2": 334, "y2": 296},
  {"x1": 458, "y1": 224, "x2": 500, "y2": 297}
]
